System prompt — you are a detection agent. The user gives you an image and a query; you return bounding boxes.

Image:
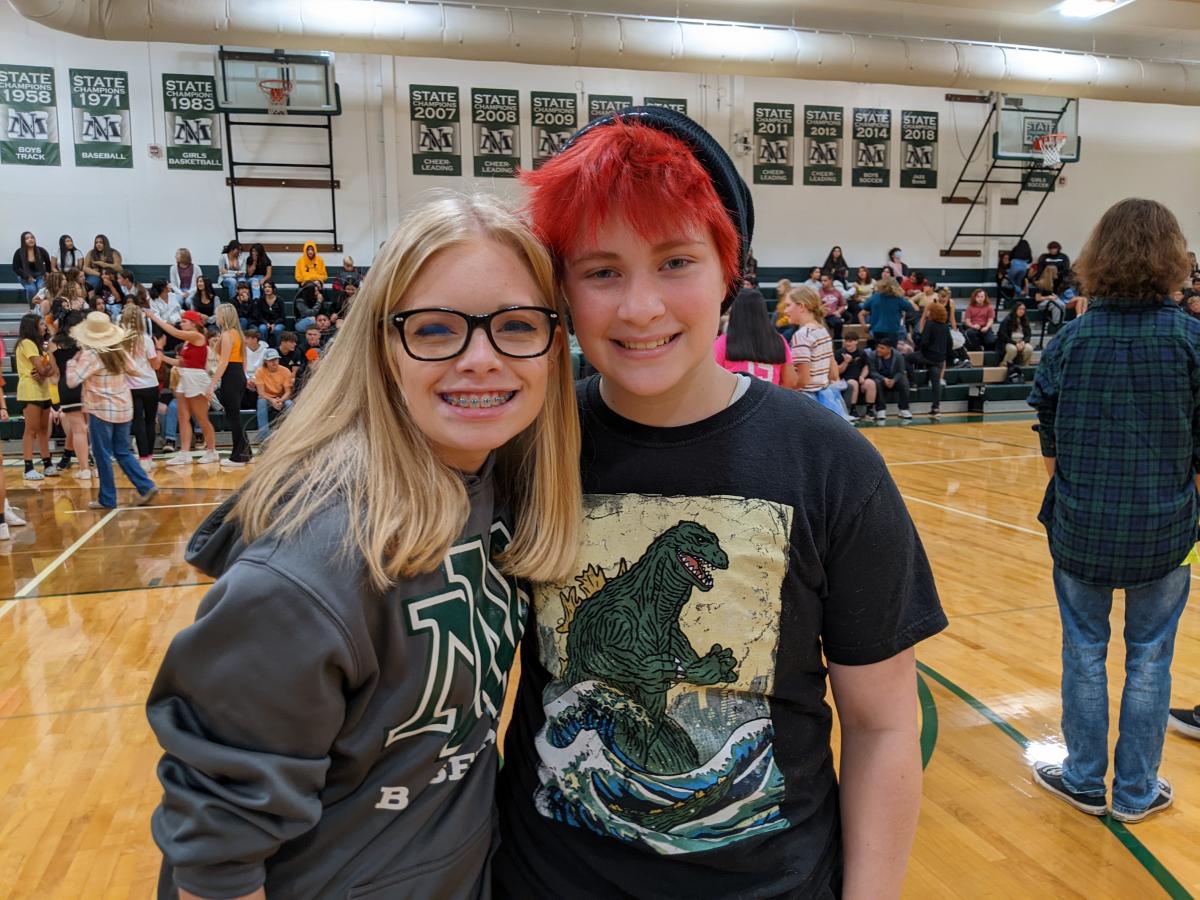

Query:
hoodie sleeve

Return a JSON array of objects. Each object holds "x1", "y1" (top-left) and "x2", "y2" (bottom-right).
[{"x1": 147, "y1": 559, "x2": 360, "y2": 899}]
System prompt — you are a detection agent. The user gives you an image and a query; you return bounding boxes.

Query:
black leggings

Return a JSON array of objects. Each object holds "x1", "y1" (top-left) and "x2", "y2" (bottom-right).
[
  {"x1": 219, "y1": 362, "x2": 251, "y2": 463},
  {"x1": 130, "y1": 386, "x2": 159, "y2": 458},
  {"x1": 908, "y1": 351, "x2": 945, "y2": 408}
]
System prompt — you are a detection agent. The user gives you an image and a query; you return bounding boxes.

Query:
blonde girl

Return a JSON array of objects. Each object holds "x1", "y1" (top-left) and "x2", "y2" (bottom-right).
[
  {"x1": 782, "y1": 285, "x2": 837, "y2": 394},
  {"x1": 209, "y1": 303, "x2": 251, "y2": 467},
  {"x1": 149, "y1": 308, "x2": 218, "y2": 465},
  {"x1": 147, "y1": 194, "x2": 580, "y2": 900}
]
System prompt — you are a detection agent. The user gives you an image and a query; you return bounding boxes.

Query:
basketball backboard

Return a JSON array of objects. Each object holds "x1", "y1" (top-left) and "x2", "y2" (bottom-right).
[
  {"x1": 993, "y1": 93, "x2": 1080, "y2": 163},
  {"x1": 214, "y1": 46, "x2": 341, "y2": 115}
]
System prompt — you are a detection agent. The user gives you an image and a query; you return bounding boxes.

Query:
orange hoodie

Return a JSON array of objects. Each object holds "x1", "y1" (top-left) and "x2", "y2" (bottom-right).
[{"x1": 294, "y1": 241, "x2": 328, "y2": 284}]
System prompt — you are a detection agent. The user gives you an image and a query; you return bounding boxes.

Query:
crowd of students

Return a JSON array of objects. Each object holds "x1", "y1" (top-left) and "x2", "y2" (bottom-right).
[
  {"x1": 3, "y1": 236, "x2": 352, "y2": 525},
  {"x1": 718, "y1": 236, "x2": 1200, "y2": 424}
]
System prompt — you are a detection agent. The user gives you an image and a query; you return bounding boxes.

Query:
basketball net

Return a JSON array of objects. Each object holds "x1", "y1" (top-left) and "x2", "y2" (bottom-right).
[
  {"x1": 1033, "y1": 132, "x2": 1067, "y2": 168},
  {"x1": 258, "y1": 79, "x2": 293, "y2": 116}
]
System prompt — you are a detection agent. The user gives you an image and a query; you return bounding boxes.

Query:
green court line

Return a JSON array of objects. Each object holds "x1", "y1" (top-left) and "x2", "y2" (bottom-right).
[
  {"x1": 916, "y1": 660, "x2": 1192, "y2": 900},
  {"x1": 916, "y1": 672, "x2": 938, "y2": 770}
]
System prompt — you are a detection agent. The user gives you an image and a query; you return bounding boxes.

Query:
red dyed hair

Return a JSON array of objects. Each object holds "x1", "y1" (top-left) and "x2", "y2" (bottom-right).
[{"x1": 520, "y1": 118, "x2": 741, "y2": 292}]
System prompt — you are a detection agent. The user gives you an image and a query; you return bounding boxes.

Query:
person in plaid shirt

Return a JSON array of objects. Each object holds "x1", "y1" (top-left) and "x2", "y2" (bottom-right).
[
  {"x1": 66, "y1": 312, "x2": 159, "y2": 511},
  {"x1": 1027, "y1": 198, "x2": 1197, "y2": 824}
]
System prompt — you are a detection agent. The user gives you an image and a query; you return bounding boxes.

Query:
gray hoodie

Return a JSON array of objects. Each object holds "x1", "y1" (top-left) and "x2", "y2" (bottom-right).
[{"x1": 148, "y1": 459, "x2": 525, "y2": 899}]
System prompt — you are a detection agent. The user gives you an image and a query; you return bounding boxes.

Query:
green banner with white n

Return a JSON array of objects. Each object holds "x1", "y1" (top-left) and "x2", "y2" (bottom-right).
[
  {"x1": 162, "y1": 74, "x2": 223, "y2": 171},
  {"x1": 70, "y1": 68, "x2": 132, "y2": 168},
  {"x1": 0, "y1": 63, "x2": 60, "y2": 166}
]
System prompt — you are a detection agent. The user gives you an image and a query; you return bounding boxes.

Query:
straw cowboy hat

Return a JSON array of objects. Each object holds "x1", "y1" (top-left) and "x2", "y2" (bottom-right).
[{"x1": 70, "y1": 311, "x2": 133, "y2": 350}]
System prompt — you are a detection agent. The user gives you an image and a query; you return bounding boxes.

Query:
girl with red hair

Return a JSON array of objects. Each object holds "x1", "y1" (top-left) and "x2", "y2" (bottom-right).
[{"x1": 497, "y1": 108, "x2": 945, "y2": 900}]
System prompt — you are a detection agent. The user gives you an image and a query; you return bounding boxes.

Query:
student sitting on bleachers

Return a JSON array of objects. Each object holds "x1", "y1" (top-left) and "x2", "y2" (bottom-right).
[
  {"x1": 168, "y1": 248, "x2": 200, "y2": 309},
  {"x1": 276, "y1": 330, "x2": 303, "y2": 374},
  {"x1": 1188, "y1": 295, "x2": 1200, "y2": 321},
  {"x1": 245, "y1": 243, "x2": 272, "y2": 300},
  {"x1": 835, "y1": 332, "x2": 875, "y2": 420},
  {"x1": 96, "y1": 271, "x2": 123, "y2": 319},
  {"x1": 333, "y1": 278, "x2": 359, "y2": 323},
  {"x1": 191, "y1": 274, "x2": 218, "y2": 320},
  {"x1": 255, "y1": 280, "x2": 286, "y2": 345},
  {"x1": 867, "y1": 339, "x2": 912, "y2": 424},
  {"x1": 849, "y1": 266, "x2": 874, "y2": 320},
  {"x1": 32, "y1": 270, "x2": 65, "y2": 312},
  {"x1": 886, "y1": 246, "x2": 908, "y2": 279},
  {"x1": 314, "y1": 312, "x2": 338, "y2": 346},
  {"x1": 12, "y1": 231, "x2": 52, "y2": 304},
  {"x1": 1036, "y1": 241, "x2": 1071, "y2": 293},
  {"x1": 901, "y1": 270, "x2": 929, "y2": 296},
  {"x1": 962, "y1": 288, "x2": 998, "y2": 351},
  {"x1": 294, "y1": 240, "x2": 328, "y2": 288},
  {"x1": 821, "y1": 245, "x2": 850, "y2": 284},
  {"x1": 801, "y1": 266, "x2": 822, "y2": 291},
  {"x1": 331, "y1": 254, "x2": 359, "y2": 295},
  {"x1": 56, "y1": 234, "x2": 83, "y2": 272},
  {"x1": 997, "y1": 302, "x2": 1034, "y2": 369},
  {"x1": 118, "y1": 270, "x2": 148, "y2": 310},
  {"x1": 242, "y1": 329, "x2": 266, "y2": 382},
  {"x1": 149, "y1": 279, "x2": 182, "y2": 326},
  {"x1": 218, "y1": 239, "x2": 245, "y2": 299},
  {"x1": 83, "y1": 234, "x2": 122, "y2": 293},
  {"x1": 1034, "y1": 265, "x2": 1066, "y2": 326},
  {"x1": 232, "y1": 281, "x2": 255, "y2": 330},
  {"x1": 250, "y1": 347, "x2": 294, "y2": 442},
  {"x1": 293, "y1": 280, "x2": 322, "y2": 333},
  {"x1": 818, "y1": 274, "x2": 847, "y2": 341}
]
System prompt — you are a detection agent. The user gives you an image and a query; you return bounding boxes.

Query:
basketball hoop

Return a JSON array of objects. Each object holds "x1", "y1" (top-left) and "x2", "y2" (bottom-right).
[
  {"x1": 1033, "y1": 132, "x2": 1068, "y2": 167},
  {"x1": 257, "y1": 79, "x2": 293, "y2": 116}
]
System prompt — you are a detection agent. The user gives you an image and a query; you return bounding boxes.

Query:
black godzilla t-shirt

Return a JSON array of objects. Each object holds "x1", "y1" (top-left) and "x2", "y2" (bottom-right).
[{"x1": 496, "y1": 376, "x2": 946, "y2": 899}]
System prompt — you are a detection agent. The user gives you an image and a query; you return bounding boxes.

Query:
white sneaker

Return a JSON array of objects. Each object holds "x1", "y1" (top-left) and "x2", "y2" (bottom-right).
[
  {"x1": 74, "y1": 468, "x2": 92, "y2": 480},
  {"x1": 43, "y1": 465, "x2": 61, "y2": 478},
  {"x1": 899, "y1": 409, "x2": 913, "y2": 420},
  {"x1": 4, "y1": 501, "x2": 26, "y2": 527},
  {"x1": 166, "y1": 452, "x2": 192, "y2": 467},
  {"x1": 197, "y1": 450, "x2": 220, "y2": 464},
  {"x1": 875, "y1": 411, "x2": 887, "y2": 424},
  {"x1": 0, "y1": 523, "x2": 10, "y2": 541},
  {"x1": 220, "y1": 458, "x2": 246, "y2": 469},
  {"x1": 23, "y1": 468, "x2": 44, "y2": 481}
]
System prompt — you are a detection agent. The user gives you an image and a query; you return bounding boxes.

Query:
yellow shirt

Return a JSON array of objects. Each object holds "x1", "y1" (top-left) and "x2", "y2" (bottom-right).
[{"x1": 16, "y1": 339, "x2": 52, "y2": 403}]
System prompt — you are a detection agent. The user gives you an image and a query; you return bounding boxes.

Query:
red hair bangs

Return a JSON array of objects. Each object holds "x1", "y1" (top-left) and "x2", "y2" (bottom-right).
[{"x1": 521, "y1": 119, "x2": 741, "y2": 289}]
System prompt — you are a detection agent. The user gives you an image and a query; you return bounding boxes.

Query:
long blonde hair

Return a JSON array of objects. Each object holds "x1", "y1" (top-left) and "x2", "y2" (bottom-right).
[
  {"x1": 786, "y1": 284, "x2": 827, "y2": 327},
  {"x1": 232, "y1": 193, "x2": 581, "y2": 589},
  {"x1": 214, "y1": 303, "x2": 242, "y2": 336},
  {"x1": 118, "y1": 304, "x2": 149, "y2": 356}
]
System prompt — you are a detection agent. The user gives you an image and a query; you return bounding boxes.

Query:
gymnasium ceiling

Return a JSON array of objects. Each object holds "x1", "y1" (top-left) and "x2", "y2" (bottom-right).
[{"x1": 511, "y1": 0, "x2": 1200, "y2": 61}]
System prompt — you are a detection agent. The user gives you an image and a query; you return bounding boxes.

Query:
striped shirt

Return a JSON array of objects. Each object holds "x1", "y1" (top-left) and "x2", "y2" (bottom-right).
[
  {"x1": 67, "y1": 348, "x2": 134, "y2": 424},
  {"x1": 1028, "y1": 298, "x2": 1200, "y2": 586},
  {"x1": 790, "y1": 324, "x2": 834, "y2": 393}
]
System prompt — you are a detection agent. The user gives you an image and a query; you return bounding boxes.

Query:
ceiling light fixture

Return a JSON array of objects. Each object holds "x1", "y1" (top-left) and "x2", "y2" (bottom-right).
[{"x1": 1058, "y1": 0, "x2": 1136, "y2": 19}]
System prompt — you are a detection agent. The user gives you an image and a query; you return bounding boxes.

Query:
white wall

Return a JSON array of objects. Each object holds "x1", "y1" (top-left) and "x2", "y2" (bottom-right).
[{"x1": 4, "y1": 0, "x2": 1200, "y2": 274}]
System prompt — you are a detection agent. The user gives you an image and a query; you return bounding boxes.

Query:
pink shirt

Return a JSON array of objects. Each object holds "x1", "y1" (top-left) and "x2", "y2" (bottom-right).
[
  {"x1": 713, "y1": 334, "x2": 793, "y2": 386},
  {"x1": 963, "y1": 302, "x2": 995, "y2": 330}
]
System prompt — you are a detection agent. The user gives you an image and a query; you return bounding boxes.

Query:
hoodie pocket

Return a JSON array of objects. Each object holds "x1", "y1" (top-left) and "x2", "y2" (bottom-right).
[{"x1": 347, "y1": 817, "x2": 494, "y2": 900}]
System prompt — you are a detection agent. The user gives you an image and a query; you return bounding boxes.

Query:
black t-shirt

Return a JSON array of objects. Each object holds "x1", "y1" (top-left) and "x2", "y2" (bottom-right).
[
  {"x1": 496, "y1": 376, "x2": 946, "y2": 899},
  {"x1": 835, "y1": 346, "x2": 868, "y2": 381}
]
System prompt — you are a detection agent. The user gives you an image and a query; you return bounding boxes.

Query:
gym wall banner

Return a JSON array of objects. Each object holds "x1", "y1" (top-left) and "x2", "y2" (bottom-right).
[
  {"x1": 70, "y1": 68, "x2": 132, "y2": 168},
  {"x1": 0, "y1": 63, "x2": 59, "y2": 166},
  {"x1": 162, "y1": 74, "x2": 222, "y2": 171},
  {"x1": 410, "y1": 84, "x2": 461, "y2": 176},
  {"x1": 803, "y1": 105, "x2": 843, "y2": 186},
  {"x1": 752, "y1": 102, "x2": 794, "y2": 186},
  {"x1": 644, "y1": 97, "x2": 687, "y2": 115},
  {"x1": 587, "y1": 94, "x2": 632, "y2": 121},
  {"x1": 530, "y1": 91, "x2": 577, "y2": 170},
  {"x1": 471, "y1": 88, "x2": 520, "y2": 178},
  {"x1": 900, "y1": 110, "x2": 939, "y2": 189},
  {"x1": 851, "y1": 107, "x2": 891, "y2": 188}
]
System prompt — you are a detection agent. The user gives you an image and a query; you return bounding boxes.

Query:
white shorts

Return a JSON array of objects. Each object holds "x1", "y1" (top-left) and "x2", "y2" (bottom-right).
[{"x1": 177, "y1": 368, "x2": 211, "y2": 398}]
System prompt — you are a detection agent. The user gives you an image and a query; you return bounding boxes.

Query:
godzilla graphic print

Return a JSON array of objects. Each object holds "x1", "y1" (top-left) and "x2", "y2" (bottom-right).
[{"x1": 532, "y1": 493, "x2": 792, "y2": 854}]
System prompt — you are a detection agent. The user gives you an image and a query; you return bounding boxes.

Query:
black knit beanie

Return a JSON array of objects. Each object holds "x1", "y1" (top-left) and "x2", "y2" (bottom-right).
[{"x1": 562, "y1": 105, "x2": 755, "y2": 304}]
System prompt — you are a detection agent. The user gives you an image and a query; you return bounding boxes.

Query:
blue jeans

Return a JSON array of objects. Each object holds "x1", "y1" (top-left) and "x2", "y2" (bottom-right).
[
  {"x1": 1053, "y1": 563, "x2": 1190, "y2": 815},
  {"x1": 248, "y1": 275, "x2": 264, "y2": 300},
  {"x1": 295, "y1": 316, "x2": 316, "y2": 334},
  {"x1": 88, "y1": 416, "x2": 155, "y2": 508},
  {"x1": 22, "y1": 276, "x2": 44, "y2": 304},
  {"x1": 258, "y1": 322, "x2": 285, "y2": 345},
  {"x1": 221, "y1": 276, "x2": 241, "y2": 299},
  {"x1": 85, "y1": 274, "x2": 102, "y2": 292},
  {"x1": 255, "y1": 396, "x2": 293, "y2": 441}
]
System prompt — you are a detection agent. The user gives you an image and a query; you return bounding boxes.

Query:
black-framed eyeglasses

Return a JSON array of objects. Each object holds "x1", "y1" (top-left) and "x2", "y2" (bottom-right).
[{"x1": 390, "y1": 306, "x2": 559, "y2": 361}]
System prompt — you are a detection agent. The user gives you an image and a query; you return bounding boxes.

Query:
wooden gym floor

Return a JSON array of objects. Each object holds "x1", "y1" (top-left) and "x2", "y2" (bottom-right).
[{"x1": 0, "y1": 415, "x2": 1197, "y2": 899}]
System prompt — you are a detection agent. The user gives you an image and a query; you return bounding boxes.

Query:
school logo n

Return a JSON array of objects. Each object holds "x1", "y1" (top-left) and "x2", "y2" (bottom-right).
[
  {"x1": 418, "y1": 124, "x2": 456, "y2": 153},
  {"x1": 808, "y1": 141, "x2": 838, "y2": 165},
  {"x1": 173, "y1": 117, "x2": 213, "y2": 145},
  {"x1": 857, "y1": 143, "x2": 887, "y2": 166},
  {"x1": 479, "y1": 127, "x2": 514, "y2": 154},
  {"x1": 758, "y1": 139, "x2": 789, "y2": 164},
  {"x1": 81, "y1": 113, "x2": 123, "y2": 142},
  {"x1": 538, "y1": 130, "x2": 570, "y2": 156},
  {"x1": 905, "y1": 144, "x2": 934, "y2": 168},
  {"x1": 7, "y1": 110, "x2": 49, "y2": 140},
  {"x1": 385, "y1": 521, "x2": 527, "y2": 757}
]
